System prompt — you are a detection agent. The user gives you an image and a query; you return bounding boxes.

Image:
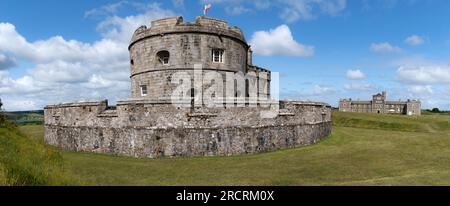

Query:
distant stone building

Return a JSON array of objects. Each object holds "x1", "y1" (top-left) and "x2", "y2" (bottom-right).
[{"x1": 339, "y1": 91, "x2": 421, "y2": 116}]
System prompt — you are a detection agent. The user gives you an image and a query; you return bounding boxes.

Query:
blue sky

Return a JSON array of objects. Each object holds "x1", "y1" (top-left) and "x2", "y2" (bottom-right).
[{"x1": 1, "y1": 0, "x2": 450, "y2": 111}]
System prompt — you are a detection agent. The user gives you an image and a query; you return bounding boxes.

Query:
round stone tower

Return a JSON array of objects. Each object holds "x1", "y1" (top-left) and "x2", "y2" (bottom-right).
[{"x1": 129, "y1": 16, "x2": 254, "y2": 100}]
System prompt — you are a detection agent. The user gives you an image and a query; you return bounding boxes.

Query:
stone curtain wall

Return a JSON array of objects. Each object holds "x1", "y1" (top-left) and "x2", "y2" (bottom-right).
[{"x1": 44, "y1": 101, "x2": 332, "y2": 158}]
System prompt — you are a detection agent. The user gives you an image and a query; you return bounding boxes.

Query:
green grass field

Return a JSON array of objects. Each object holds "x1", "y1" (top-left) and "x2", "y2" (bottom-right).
[
  {"x1": 0, "y1": 116, "x2": 72, "y2": 185},
  {"x1": 6, "y1": 111, "x2": 450, "y2": 185}
]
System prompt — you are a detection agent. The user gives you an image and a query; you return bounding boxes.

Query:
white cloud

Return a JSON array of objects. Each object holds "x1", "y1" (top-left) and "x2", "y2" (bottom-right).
[
  {"x1": 0, "y1": 54, "x2": 16, "y2": 70},
  {"x1": 200, "y1": 0, "x2": 346, "y2": 22},
  {"x1": 280, "y1": 84, "x2": 337, "y2": 102},
  {"x1": 82, "y1": 74, "x2": 117, "y2": 89},
  {"x1": 346, "y1": 69, "x2": 366, "y2": 80},
  {"x1": 225, "y1": 6, "x2": 251, "y2": 15},
  {"x1": 84, "y1": 1, "x2": 130, "y2": 18},
  {"x1": 0, "y1": 71, "x2": 49, "y2": 94},
  {"x1": 396, "y1": 66, "x2": 450, "y2": 84},
  {"x1": 405, "y1": 35, "x2": 424, "y2": 46},
  {"x1": 313, "y1": 85, "x2": 336, "y2": 95},
  {"x1": 407, "y1": 85, "x2": 433, "y2": 95},
  {"x1": 254, "y1": 0, "x2": 271, "y2": 9},
  {"x1": 249, "y1": 24, "x2": 314, "y2": 57},
  {"x1": 2, "y1": 99, "x2": 37, "y2": 111},
  {"x1": 96, "y1": 3, "x2": 175, "y2": 43},
  {"x1": 28, "y1": 61, "x2": 90, "y2": 83},
  {"x1": 0, "y1": 3, "x2": 175, "y2": 111},
  {"x1": 389, "y1": 55, "x2": 437, "y2": 68},
  {"x1": 0, "y1": 23, "x2": 128, "y2": 64},
  {"x1": 280, "y1": 0, "x2": 347, "y2": 22},
  {"x1": 344, "y1": 83, "x2": 374, "y2": 91},
  {"x1": 370, "y1": 42, "x2": 402, "y2": 53}
]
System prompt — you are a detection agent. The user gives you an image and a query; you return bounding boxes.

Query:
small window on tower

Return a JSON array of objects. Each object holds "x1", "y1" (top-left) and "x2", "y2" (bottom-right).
[
  {"x1": 212, "y1": 49, "x2": 224, "y2": 63},
  {"x1": 140, "y1": 85, "x2": 148, "y2": 97},
  {"x1": 157, "y1": 51, "x2": 170, "y2": 65}
]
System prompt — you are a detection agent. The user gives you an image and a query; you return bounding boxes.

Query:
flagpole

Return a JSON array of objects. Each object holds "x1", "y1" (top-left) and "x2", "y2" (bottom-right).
[{"x1": 204, "y1": 4, "x2": 211, "y2": 16}]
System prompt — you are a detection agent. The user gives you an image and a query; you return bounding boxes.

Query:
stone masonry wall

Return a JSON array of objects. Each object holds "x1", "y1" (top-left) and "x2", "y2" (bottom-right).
[
  {"x1": 128, "y1": 16, "x2": 261, "y2": 100},
  {"x1": 129, "y1": 27, "x2": 249, "y2": 100},
  {"x1": 44, "y1": 100, "x2": 332, "y2": 158}
]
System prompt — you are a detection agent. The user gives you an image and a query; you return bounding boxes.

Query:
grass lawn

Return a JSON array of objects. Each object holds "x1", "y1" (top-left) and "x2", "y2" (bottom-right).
[
  {"x1": 0, "y1": 119, "x2": 72, "y2": 185},
  {"x1": 17, "y1": 111, "x2": 450, "y2": 185}
]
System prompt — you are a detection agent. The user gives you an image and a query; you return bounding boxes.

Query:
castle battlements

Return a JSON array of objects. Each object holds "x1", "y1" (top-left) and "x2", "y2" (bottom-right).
[{"x1": 131, "y1": 16, "x2": 246, "y2": 49}]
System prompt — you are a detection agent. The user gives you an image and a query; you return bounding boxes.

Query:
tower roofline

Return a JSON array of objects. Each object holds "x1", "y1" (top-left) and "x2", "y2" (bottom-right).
[{"x1": 129, "y1": 16, "x2": 247, "y2": 51}]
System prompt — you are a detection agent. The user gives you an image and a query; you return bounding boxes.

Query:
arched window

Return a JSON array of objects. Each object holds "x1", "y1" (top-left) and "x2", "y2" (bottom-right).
[
  {"x1": 156, "y1": 51, "x2": 170, "y2": 65},
  {"x1": 212, "y1": 49, "x2": 224, "y2": 63}
]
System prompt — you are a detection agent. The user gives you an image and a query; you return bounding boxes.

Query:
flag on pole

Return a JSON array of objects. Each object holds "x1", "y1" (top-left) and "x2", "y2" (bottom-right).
[{"x1": 204, "y1": 4, "x2": 212, "y2": 15}]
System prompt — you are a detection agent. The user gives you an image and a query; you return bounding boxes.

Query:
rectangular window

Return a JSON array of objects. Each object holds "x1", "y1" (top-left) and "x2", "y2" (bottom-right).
[
  {"x1": 162, "y1": 57, "x2": 169, "y2": 65},
  {"x1": 212, "y1": 49, "x2": 224, "y2": 63},
  {"x1": 140, "y1": 85, "x2": 148, "y2": 97}
]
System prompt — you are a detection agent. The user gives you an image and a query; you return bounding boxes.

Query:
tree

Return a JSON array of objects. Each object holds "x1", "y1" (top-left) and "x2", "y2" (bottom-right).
[{"x1": 431, "y1": 108, "x2": 440, "y2": 113}]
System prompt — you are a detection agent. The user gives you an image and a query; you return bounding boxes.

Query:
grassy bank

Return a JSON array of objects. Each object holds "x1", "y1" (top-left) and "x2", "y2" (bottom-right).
[
  {"x1": 17, "y1": 111, "x2": 450, "y2": 185},
  {"x1": 0, "y1": 115, "x2": 72, "y2": 185}
]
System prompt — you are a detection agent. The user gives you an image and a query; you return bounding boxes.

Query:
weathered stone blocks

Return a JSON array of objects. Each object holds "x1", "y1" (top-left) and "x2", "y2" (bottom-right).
[{"x1": 44, "y1": 101, "x2": 332, "y2": 158}]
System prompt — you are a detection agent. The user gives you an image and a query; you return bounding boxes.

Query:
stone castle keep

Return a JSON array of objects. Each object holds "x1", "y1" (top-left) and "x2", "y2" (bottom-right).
[
  {"x1": 44, "y1": 16, "x2": 332, "y2": 158},
  {"x1": 339, "y1": 91, "x2": 421, "y2": 116}
]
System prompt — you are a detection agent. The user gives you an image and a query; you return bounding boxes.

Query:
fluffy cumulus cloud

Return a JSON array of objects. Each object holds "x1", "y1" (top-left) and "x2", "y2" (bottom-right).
[
  {"x1": 391, "y1": 56, "x2": 450, "y2": 109},
  {"x1": 0, "y1": 3, "x2": 175, "y2": 111},
  {"x1": 396, "y1": 66, "x2": 450, "y2": 84},
  {"x1": 249, "y1": 24, "x2": 314, "y2": 56},
  {"x1": 405, "y1": 35, "x2": 424, "y2": 46},
  {"x1": 0, "y1": 54, "x2": 16, "y2": 70},
  {"x1": 370, "y1": 42, "x2": 402, "y2": 53},
  {"x1": 96, "y1": 3, "x2": 175, "y2": 43},
  {"x1": 346, "y1": 69, "x2": 366, "y2": 80},
  {"x1": 407, "y1": 85, "x2": 433, "y2": 95}
]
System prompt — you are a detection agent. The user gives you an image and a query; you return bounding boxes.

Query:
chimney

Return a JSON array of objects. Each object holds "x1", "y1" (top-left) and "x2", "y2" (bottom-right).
[{"x1": 247, "y1": 48, "x2": 253, "y2": 66}]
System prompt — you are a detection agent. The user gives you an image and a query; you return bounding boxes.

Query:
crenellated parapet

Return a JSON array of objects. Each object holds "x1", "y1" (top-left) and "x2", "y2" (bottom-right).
[{"x1": 130, "y1": 16, "x2": 247, "y2": 49}]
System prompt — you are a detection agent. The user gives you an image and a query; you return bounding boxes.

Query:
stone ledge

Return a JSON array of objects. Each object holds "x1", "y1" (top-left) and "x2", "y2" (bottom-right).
[
  {"x1": 187, "y1": 113, "x2": 218, "y2": 118},
  {"x1": 97, "y1": 111, "x2": 118, "y2": 118},
  {"x1": 44, "y1": 100, "x2": 107, "y2": 109},
  {"x1": 44, "y1": 121, "x2": 332, "y2": 131}
]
